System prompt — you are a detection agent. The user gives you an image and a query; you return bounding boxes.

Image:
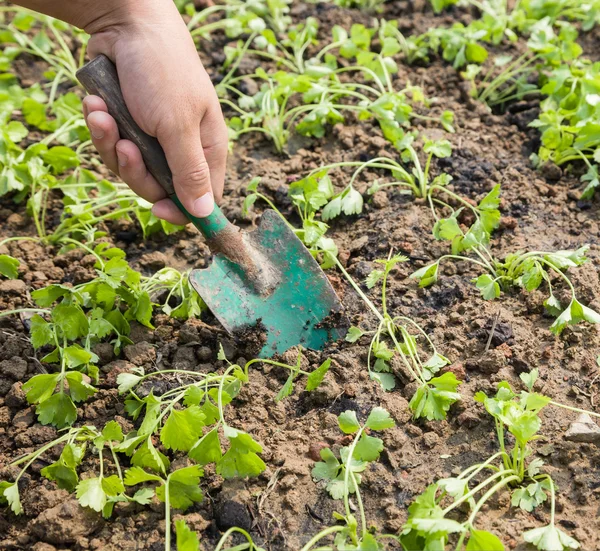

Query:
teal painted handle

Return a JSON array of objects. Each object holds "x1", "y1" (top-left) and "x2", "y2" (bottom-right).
[
  {"x1": 77, "y1": 54, "x2": 236, "y2": 246},
  {"x1": 170, "y1": 195, "x2": 230, "y2": 240}
]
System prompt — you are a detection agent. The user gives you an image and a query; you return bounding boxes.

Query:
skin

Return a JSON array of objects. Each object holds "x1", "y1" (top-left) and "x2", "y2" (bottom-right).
[{"x1": 12, "y1": 0, "x2": 228, "y2": 223}]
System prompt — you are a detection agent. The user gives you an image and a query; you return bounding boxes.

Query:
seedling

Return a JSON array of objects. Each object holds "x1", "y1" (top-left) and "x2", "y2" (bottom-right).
[
  {"x1": 218, "y1": 20, "x2": 454, "y2": 152},
  {"x1": 304, "y1": 407, "x2": 397, "y2": 550},
  {"x1": 0, "y1": 7, "x2": 87, "y2": 86},
  {"x1": 461, "y1": 19, "x2": 582, "y2": 108},
  {"x1": 411, "y1": 185, "x2": 600, "y2": 334},
  {"x1": 399, "y1": 370, "x2": 586, "y2": 551},
  {"x1": 0, "y1": 243, "x2": 203, "y2": 427},
  {"x1": 244, "y1": 179, "x2": 459, "y2": 419},
  {"x1": 277, "y1": 135, "x2": 452, "y2": 226}
]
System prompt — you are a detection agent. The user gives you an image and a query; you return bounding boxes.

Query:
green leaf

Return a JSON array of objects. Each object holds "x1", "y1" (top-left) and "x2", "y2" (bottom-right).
[
  {"x1": 161, "y1": 406, "x2": 206, "y2": 452},
  {"x1": 76, "y1": 478, "x2": 107, "y2": 512},
  {"x1": 102, "y1": 421, "x2": 124, "y2": 443},
  {"x1": 188, "y1": 428, "x2": 222, "y2": 465},
  {"x1": 312, "y1": 447, "x2": 341, "y2": 481},
  {"x1": 520, "y1": 369, "x2": 538, "y2": 392},
  {"x1": 424, "y1": 139, "x2": 452, "y2": 158},
  {"x1": 0, "y1": 481, "x2": 23, "y2": 515},
  {"x1": 521, "y1": 261, "x2": 543, "y2": 292},
  {"x1": 338, "y1": 410, "x2": 360, "y2": 434},
  {"x1": 409, "y1": 372, "x2": 461, "y2": 421},
  {"x1": 345, "y1": 326, "x2": 364, "y2": 343},
  {"x1": 117, "y1": 371, "x2": 143, "y2": 394},
  {"x1": 157, "y1": 465, "x2": 204, "y2": 511},
  {"x1": 365, "y1": 407, "x2": 395, "y2": 430},
  {"x1": 36, "y1": 392, "x2": 77, "y2": 428},
  {"x1": 433, "y1": 217, "x2": 462, "y2": 241},
  {"x1": 354, "y1": 434, "x2": 384, "y2": 462},
  {"x1": 410, "y1": 263, "x2": 439, "y2": 287},
  {"x1": 216, "y1": 427, "x2": 265, "y2": 479},
  {"x1": 466, "y1": 529, "x2": 505, "y2": 551},
  {"x1": 366, "y1": 269, "x2": 384, "y2": 289},
  {"x1": 42, "y1": 146, "x2": 80, "y2": 174},
  {"x1": 41, "y1": 443, "x2": 83, "y2": 492},
  {"x1": 306, "y1": 359, "x2": 331, "y2": 391},
  {"x1": 0, "y1": 254, "x2": 19, "y2": 279},
  {"x1": 65, "y1": 372, "x2": 96, "y2": 403},
  {"x1": 175, "y1": 519, "x2": 200, "y2": 551},
  {"x1": 53, "y1": 304, "x2": 88, "y2": 341},
  {"x1": 473, "y1": 274, "x2": 500, "y2": 300},
  {"x1": 511, "y1": 479, "x2": 550, "y2": 512},
  {"x1": 123, "y1": 466, "x2": 163, "y2": 486},
  {"x1": 523, "y1": 523, "x2": 580, "y2": 551},
  {"x1": 23, "y1": 373, "x2": 60, "y2": 404},
  {"x1": 341, "y1": 187, "x2": 363, "y2": 216},
  {"x1": 132, "y1": 437, "x2": 170, "y2": 474},
  {"x1": 29, "y1": 315, "x2": 54, "y2": 349}
]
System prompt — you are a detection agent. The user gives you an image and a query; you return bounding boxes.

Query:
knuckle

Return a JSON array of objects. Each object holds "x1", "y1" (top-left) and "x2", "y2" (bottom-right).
[{"x1": 176, "y1": 161, "x2": 211, "y2": 190}]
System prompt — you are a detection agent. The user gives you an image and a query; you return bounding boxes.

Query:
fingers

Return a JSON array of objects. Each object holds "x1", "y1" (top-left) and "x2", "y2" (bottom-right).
[
  {"x1": 86, "y1": 110, "x2": 120, "y2": 173},
  {"x1": 114, "y1": 140, "x2": 168, "y2": 204},
  {"x1": 200, "y1": 104, "x2": 228, "y2": 204},
  {"x1": 151, "y1": 198, "x2": 189, "y2": 225},
  {"x1": 159, "y1": 120, "x2": 215, "y2": 218}
]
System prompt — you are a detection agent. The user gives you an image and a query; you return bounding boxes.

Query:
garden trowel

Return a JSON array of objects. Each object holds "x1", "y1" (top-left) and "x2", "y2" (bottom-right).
[{"x1": 77, "y1": 55, "x2": 347, "y2": 358}]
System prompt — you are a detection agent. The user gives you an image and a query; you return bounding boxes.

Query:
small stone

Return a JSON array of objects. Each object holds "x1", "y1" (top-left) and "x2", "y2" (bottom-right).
[
  {"x1": 371, "y1": 191, "x2": 389, "y2": 209},
  {"x1": 12, "y1": 407, "x2": 35, "y2": 428},
  {"x1": 442, "y1": 363, "x2": 466, "y2": 380},
  {"x1": 196, "y1": 346, "x2": 213, "y2": 362},
  {"x1": 457, "y1": 410, "x2": 480, "y2": 428},
  {"x1": 422, "y1": 432, "x2": 440, "y2": 449},
  {"x1": 565, "y1": 413, "x2": 600, "y2": 445},
  {"x1": 92, "y1": 342, "x2": 114, "y2": 365},
  {"x1": 0, "y1": 279, "x2": 26, "y2": 294},
  {"x1": 307, "y1": 441, "x2": 328, "y2": 462},
  {"x1": 0, "y1": 357, "x2": 28, "y2": 380},
  {"x1": 123, "y1": 342, "x2": 156, "y2": 366},
  {"x1": 31, "y1": 499, "x2": 102, "y2": 543},
  {"x1": 448, "y1": 312, "x2": 461, "y2": 324},
  {"x1": 5, "y1": 382, "x2": 26, "y2": 408},
  {"x1": 139, "y1": 251, "x2": 167, "y2": 270}
]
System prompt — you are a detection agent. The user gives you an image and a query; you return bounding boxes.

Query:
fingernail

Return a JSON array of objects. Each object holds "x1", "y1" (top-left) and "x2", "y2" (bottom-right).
[
  {"x1": 192, "y1": 192, "x2": 214, "y2": 218},
  {"x1": 89, "y1": 124, "x2": 104, "y2": 140},
  {"x1": 116, "y1": 149, "x2": 128, "y2": 167}
]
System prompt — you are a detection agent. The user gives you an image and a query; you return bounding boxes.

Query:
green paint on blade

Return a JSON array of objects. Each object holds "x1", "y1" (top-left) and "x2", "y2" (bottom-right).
[{"x1": 189, "y1": 210, "x2": 346, "y2": 357}]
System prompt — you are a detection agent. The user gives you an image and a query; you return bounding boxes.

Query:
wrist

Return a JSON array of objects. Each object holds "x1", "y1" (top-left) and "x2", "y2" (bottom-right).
[{"x1": 79, "y1": 0, "x2": 176, "y2": 35}]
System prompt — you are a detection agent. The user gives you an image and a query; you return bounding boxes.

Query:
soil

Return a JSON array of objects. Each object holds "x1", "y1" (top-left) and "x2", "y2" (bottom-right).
[{"x1": 1, "y1": 2, "x2": 600, "y2": 551}]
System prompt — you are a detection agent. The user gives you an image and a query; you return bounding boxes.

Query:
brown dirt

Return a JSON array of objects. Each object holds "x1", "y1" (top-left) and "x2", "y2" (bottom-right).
[{"x1": 1, "y1": 2, "x2": 600, "y2": 551}]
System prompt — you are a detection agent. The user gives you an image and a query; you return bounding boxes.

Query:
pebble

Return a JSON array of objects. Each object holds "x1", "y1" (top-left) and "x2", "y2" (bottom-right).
[{"x1": 565, "y1": 413, "x2": 600, "y2": 445}]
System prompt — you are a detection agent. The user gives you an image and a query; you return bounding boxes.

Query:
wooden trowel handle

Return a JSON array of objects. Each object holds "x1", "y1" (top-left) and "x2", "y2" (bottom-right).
[{"x1": 76, "y1": 54, "x2": 235, "y2": 242}]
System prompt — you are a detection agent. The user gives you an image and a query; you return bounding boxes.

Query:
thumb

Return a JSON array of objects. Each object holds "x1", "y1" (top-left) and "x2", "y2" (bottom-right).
[{"x1": 159, "y1": 123, "x2": 214, "y2": 219}]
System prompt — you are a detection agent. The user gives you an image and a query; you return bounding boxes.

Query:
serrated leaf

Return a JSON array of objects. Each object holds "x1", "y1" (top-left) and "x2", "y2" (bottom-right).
[
  {"x1": 36, "y1": 392, "x2": 77, "y2": 428},
  {"x1": 156, "y1": 465, "x2": 204, "y2": 511},
  {"x1": 306, "y1": 359, "x2": 331, "y2": 391},
  {"x1": 338, "y1": 411, "x2": 360, "y2": 434},
  {"x1": 23, "y1": 373, "x2": 60, "y2": 404},
  {"x1": 161, "y1": 406, "x2": 206, "y2": 452},
  {"x1": 473, "y1": 274, "x2": 500, "y2": 300},
  {"x1": 175, "y1": 519, "x2": 200, "y2": 551},
  {"x1": 0, "y1": 482, "x2": 23, "y2": 515},
  {"x1": 365, "y1": 407, "x2": 395, "y2": 430},
  {"x1": 188, "y1": 428, "x2": 222, "y2": 465},
  {"x1": 353, "y1": 434, "x2": 384, "y2": 462},
  {"x1": 216, "y1": 428, "x2": 265, "y2": 479},
  {"x1": 466, "y1": 529, "x2": 505, "y2": 551},
  {"x1": 345, "y1": 326, "x2": 364, "y2": 343}
]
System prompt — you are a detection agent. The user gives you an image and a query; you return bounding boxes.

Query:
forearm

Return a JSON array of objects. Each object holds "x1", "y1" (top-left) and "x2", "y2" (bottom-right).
[{"x1": 8, "y1": 0, "x2": 167, "y2": 33}]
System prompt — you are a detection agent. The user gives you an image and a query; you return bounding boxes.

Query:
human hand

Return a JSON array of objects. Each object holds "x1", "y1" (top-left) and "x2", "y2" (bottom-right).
[{"x1": 81, "y1": 0, "x2": 228, "y2": 224}]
